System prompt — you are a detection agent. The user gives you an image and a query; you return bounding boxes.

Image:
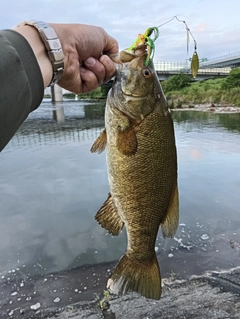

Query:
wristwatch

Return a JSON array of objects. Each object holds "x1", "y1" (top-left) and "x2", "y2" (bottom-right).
[{"x1": 19, "y1": 20, "x2": 64, "y2": 86}]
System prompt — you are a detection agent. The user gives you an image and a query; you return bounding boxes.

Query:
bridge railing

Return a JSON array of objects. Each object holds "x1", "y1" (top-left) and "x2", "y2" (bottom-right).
[
  {"x1": 153, "y1": 61, "x2": 188, "y2": 72},
  {"x1": 201, "y1": 51, "x2": 240, "y2": 65},
  {"x1": 153, "y1": 61, "x2": 230, "y2": 74}
]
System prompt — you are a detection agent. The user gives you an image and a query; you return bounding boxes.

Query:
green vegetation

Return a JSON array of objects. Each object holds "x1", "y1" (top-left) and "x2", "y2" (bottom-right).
[
  {"x1": 99, "y1": 290, "x2": 111, "y2": 311},
  {"x1": 162, "y1": 67, "x2": 240, "y2": 107},
  {"x1": 224, "y1": 67, "x2": 240, "y2": 89},
  {"x1": 161, "y1": 73, "x2": 192, "y2": 92}
]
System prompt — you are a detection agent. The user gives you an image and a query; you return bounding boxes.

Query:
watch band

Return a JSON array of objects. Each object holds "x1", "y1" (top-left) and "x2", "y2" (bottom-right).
[{"x1": 19, "y1": 20, "x2": 64, "y2": 86}]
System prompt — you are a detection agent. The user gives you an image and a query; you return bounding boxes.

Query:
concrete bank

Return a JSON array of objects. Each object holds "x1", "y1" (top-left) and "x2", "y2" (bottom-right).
[{"x1": 6, "y1": 268, "x2": 240, "y2": 319}]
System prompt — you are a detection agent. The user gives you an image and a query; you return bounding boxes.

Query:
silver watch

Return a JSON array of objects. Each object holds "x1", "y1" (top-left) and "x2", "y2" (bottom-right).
[{"x1": 19, "y1": 20, "x2": 64, "y2": 86}]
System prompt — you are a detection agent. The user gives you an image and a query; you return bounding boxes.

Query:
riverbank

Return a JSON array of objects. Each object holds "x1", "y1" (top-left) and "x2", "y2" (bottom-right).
[
  {"x1": 5, "y1": 267, "x2": 240, "y2": 319},
  {"x1": 172, "y1": 103, "x2": 240, "y2": 113}
]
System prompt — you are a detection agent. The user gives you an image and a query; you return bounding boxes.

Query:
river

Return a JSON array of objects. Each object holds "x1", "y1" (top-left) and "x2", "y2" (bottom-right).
[{"x1": 0, "y1": 100, "x2": 239, "y2": 316}]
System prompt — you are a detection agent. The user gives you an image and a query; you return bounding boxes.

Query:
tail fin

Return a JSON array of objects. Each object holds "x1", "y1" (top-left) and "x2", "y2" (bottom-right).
[{"x1": 107, "y1": 251, "x2": 161, "y2": 300}]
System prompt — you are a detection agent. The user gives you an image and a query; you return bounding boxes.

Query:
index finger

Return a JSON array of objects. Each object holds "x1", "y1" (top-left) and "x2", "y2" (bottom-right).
[{"x1": 103, "y1": 32, "x2": 119, "y2": 55}]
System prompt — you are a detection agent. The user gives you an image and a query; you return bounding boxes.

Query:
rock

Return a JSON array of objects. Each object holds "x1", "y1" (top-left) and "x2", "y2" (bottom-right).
[
  {"x1": 3, "y1": 269, "x2": 240, "y2": 319},
  {"x1": 42, "y1": 269, "x2": 240, "y2": 319}
]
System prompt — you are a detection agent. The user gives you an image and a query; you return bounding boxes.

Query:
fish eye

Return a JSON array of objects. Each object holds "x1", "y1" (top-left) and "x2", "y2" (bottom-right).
[{"x1": 142, "y1": 68, "x2": 152, "y2": 78}]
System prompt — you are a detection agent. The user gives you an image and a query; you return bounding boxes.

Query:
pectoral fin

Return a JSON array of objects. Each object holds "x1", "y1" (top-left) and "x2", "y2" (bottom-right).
[
  {"x1": 111, "y1": 107, "x2": 138, "y2": 156},
  {"x1": 95, "y1": 193, "x2": 124, "y2": 236},
  {"x1": 90, "y1": 129, "x2": 107, "y2": 153},
  {"x1": 161, "y1": 182, "x2": 179, "y2": 238},
  {"x1": 116, "y1": 127, "x2": 138, "y2": 156}
]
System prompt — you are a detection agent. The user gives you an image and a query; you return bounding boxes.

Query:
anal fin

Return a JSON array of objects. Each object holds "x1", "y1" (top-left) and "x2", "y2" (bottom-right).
[
  {"x1": 95, "y1": 193, "x2": 124, "y2": 236},
  {"x1": 161, "y1": 182, "x2": 179, "y2": 238},
  {"x1": 90, "y1": 129, "x2": 107, "y2": 153}
]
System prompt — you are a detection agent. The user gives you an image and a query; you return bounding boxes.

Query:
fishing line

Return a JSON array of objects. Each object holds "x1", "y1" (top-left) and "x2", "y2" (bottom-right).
[
  {"x1": 156, "y1": 15, "x2": 197, "y2": 54},
  {"x1": 177, "y1": 14, "x2": 223, "y2": 42}
]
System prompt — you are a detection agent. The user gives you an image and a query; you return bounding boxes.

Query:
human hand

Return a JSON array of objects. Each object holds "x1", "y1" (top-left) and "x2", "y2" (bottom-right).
[{"x1": 49, "y1": 23, "x2": 118, "y2": 94}]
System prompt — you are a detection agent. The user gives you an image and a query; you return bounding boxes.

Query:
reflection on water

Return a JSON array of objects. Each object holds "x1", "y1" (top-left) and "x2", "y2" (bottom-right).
[
  {"x1": 0, "y1": 100, "x2": 240, "y2": 312},
  {"x1": 8, "y1": 99, "x2": 106, "y2": 151}
]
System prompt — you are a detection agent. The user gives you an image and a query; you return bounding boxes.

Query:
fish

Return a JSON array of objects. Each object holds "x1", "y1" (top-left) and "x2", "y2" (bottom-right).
[{"x1": 90, "y1": 46, "x2": 179, "y2": 300}]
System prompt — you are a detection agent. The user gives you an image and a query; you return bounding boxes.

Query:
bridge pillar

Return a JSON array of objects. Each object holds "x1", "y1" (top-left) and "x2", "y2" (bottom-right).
[{"x1": 51, "y1": 85, "x2": 63, "y2": 102}]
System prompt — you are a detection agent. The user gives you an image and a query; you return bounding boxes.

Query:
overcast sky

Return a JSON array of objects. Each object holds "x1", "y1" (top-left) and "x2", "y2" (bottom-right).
[{"x1": 1, "y1": 0, "x2": 240, "y2": 62}]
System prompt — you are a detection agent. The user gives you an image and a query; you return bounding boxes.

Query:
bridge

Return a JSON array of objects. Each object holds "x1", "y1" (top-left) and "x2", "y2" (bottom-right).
[
  {"x1": 153, "y1": 61, "x2": 230, "y2": 81},
  {"x1": 154, "y1": 51, "x2": 240, "y2": 80},
  {"x1": 200, "y1": 51, "x2": 240, "y2": 68}
]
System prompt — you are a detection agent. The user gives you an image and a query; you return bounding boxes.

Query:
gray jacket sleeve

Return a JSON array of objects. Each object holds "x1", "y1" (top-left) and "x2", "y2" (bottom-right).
[{"x1": 0, "y1": 30, "x2": 44, "y2": 151}]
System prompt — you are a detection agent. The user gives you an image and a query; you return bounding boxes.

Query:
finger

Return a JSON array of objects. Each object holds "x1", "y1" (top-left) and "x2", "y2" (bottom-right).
[
  {"x1": 80, "y1": 66, "x2": 99, "y2": 93},
  {"x1": 99, "y1": 54, "x2": 116, "y2": 82},
  {"x1": 84, "y1": 57, "x2": 106, "y2": 84},
  {"x1": 103, "y1": 32, "x2": 119, "y2": 55}
]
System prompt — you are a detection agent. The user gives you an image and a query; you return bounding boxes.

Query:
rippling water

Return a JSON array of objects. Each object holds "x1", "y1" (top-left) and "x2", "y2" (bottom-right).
[{"x1": 0, "y1": 100, "x2": 240, "y2": 312}]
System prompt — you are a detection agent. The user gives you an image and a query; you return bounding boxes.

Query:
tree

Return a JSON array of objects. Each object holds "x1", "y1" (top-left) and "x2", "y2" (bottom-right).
[
  {"x1": 224, "y1": 67, "x2": 240, "y2": 89},
  {"x1": 161, "y1": 73, "x2": 192, "y2": 92}
]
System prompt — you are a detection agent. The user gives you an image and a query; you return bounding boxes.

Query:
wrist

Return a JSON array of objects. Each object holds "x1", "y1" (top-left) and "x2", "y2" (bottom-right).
[
  {"x1": 13, "y1": 24, "x2": 53, "y2": 87},
  {"x1": 13, "y1": 21, "x2": 64, "y2": 88}
]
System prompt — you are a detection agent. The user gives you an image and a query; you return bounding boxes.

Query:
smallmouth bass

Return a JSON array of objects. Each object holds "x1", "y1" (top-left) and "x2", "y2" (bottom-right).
[{"x1": 91, "y1": 46, "x2": 179, "y2": 300}]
